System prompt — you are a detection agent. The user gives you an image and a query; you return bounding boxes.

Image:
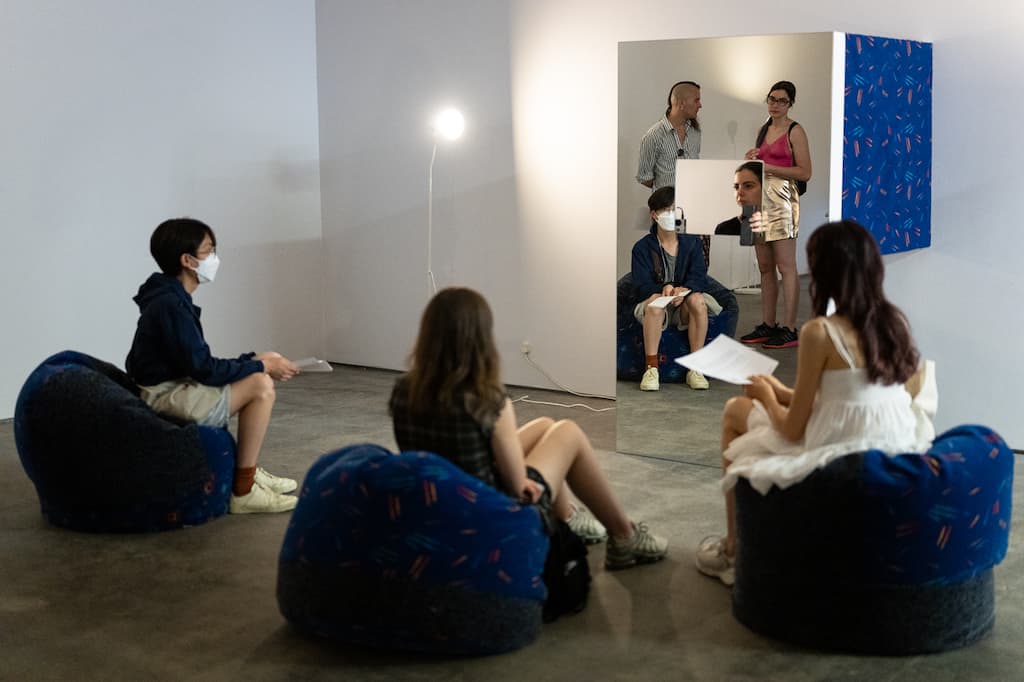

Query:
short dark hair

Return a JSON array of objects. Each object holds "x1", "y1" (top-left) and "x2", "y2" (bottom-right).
[
  {"x1": 647, "y1": 186, "x2": 675, "y2": 212},
  {"x1": 150, "y1": 218, "x2": 216, "y2": 276}
]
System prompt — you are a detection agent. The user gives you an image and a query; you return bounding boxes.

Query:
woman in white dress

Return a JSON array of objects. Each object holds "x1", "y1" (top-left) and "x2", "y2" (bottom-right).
[{"x1": 695, "y1": 220, "x2": 935, "y2": 586}]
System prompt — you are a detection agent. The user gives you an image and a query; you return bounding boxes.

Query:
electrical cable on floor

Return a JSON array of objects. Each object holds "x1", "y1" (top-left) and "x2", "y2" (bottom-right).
[
  {"x1": 514, "y1": 351, "x2": 615, "y2": 410},
  {"x1": 511, "y1": 394, "x2": 615, "y2": 413}
]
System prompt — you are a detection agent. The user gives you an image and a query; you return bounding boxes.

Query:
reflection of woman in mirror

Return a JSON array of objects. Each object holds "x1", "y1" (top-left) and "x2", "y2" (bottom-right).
[
  {"x1": 695, "y1": 221, "x2": 936, "y2": 586},
  {"x1": 714, "y1": 161, "x2": 763, "y2": 237},
  {"x1": 630, "y1": 187, "x2": 710, "y2": 392},
  {"x1": 391, "y1": 287, "x2": 669, "y2": 570},
  {"x1": 739, "y1": 80, "x2": 812, "y2": 350}
]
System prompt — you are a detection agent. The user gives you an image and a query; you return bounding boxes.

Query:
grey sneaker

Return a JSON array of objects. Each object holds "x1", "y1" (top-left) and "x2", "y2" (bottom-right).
[
  {"x1": 695, "y1": 535, "x2": 735, "y2": 586},
  {"x1": 568, "y1": 506, "x2": 608, "y2": 544},
  {"x1": 229, "y1": 480, "x2": 298, "y2": 514},
  {"x1": 255, "y1": 467, "x2": 298, "y2": 494},
  {"x1": 605, "y1": 522, "x2": 668, "y2": 570}
]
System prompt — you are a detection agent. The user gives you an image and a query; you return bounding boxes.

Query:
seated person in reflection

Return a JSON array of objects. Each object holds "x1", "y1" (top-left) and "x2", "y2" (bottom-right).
[
  {"x1": 630, "y1": 186, "x2": 709, "y2": 392},
  {"x1": 694, "y1": 220, "x2": 936, "y2": 587},
  {"x1": 715, "y1": 161, "x2": 764, "y2": 238},
  {"x1": 390, "y1": 287, "x2": 669, "y2": 569},
  {"x1": 126, "y1": 218, "x2": 301, "y2": 515}
]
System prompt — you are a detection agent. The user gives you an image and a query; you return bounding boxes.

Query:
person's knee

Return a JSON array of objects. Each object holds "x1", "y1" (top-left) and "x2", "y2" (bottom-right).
[
  {"x1": 686, "y1": 295, "x2": 707, "y2": 316},
  {"x1": 723, "y1": 396, "x2": 752, "y2": 423},
  {"x1": 552, "y1": 419, "x2": 584, "y2": 441},
  {"x1": 253, "y1": 372, "x2": 276, "y2": 401}
]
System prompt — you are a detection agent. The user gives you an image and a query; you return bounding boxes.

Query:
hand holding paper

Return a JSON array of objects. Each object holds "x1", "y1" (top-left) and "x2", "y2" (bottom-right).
[
  {"x1": 674, "y1": 335, "x2": 778, "y2": 384},
  {"x1": 294, "y1": 357, "x2": 334, "y2": 373}
]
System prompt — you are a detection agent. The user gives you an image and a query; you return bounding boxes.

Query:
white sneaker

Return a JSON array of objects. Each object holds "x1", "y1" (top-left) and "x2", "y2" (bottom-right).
[
  {"x1": 255, "y1": 467, "x2": 298, "y2": 494},
  {"x1": 229, "y1": 480, "x2": 298, "y2": 514},
  {"x1": 567, "y1": 505, "x2": 608, "y2": 544},
  {"x1": 695, "y1": 535, "x2": 735, "y2": 586},
  {"x1": 686, "y1": 369, "x2": 709, "y2": 390},
  {"x1": 640, "y1": 366, "x2": 660, "y2": 391}
]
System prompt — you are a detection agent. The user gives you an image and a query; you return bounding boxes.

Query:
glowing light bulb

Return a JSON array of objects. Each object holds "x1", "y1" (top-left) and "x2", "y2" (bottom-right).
[{"x1": 434, "y1": 108, "x2": 465, "y2": 141}]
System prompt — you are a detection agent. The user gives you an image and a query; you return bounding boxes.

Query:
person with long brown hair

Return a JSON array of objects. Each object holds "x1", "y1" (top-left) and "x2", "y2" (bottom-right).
[
  {"x1": 390, "y1": 287, "x2": 668, "y2": 570},
  {"x1": 695, "y1": 220, "x2": 936, "y2": 586}
]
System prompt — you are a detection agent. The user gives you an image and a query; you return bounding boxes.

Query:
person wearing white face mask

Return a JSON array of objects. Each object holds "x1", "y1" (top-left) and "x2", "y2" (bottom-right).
[
  {"x1": 629, "y1": 186, "x2": 710, "y2": 391},
  {"x1": 126, "y1": 218, "x2": 302, "y2": 514}
]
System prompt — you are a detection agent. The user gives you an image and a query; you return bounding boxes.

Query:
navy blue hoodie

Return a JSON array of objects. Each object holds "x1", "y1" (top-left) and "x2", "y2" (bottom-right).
[
  {"x1": 125, "y1": 273, "x2": 263, "y2": 387},
  {"x1": 630, "y1": 224, "x2": 708, "y2": 303}
]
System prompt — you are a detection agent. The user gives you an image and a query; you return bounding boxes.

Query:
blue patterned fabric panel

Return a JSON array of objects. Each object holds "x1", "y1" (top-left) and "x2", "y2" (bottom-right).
[
  {"x1": 280, "y1": 444, "x2": 549, "y2": 601},
  {"x1": 861, "y1": 425, "x2": 1013, "y2": 585},
  {"x1": 843, "y1": 33, "x2": 932, "y2": 253}
]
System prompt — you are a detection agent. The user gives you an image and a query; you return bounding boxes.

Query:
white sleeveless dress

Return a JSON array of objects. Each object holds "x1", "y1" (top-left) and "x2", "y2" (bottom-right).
[{"x1": 721, "y1": 317, "x2": 937, "y2": 494}]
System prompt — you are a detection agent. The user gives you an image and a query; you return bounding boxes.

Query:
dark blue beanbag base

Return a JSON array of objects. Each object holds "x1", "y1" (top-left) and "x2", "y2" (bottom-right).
[
  {"x1": 732, "y1": 425, "x2": 1014, "y2": 654},
  {"x1": 277, "y1": 444, "x2": 549, "y2": 656},
  {"x1": 15, "y1": 351, "x2": 235, "y2": 532}
]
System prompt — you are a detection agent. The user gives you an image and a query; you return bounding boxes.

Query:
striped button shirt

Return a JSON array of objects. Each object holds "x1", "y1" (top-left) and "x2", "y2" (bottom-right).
[{"x1": 636, "y1": 118, "x2": 702, "y2": 190}]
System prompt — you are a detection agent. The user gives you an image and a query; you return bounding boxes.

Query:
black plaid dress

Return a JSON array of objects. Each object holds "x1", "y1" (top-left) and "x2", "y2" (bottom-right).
[{"x1": 389, "y1": 376, "x2": 506, "y2": 492}]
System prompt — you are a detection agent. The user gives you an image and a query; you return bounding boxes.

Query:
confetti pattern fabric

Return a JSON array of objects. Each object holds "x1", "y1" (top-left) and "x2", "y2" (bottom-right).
[
  {"x1": 843, "y1": 33, "x2": 933, "y2": 253},
  {"x1": 14, "y1": 351, "x2": 235, "y2": 532},
  {"x1": 732, "y1": 424, "x2": 1012, "y2": 654},
  {"x1": 277, "y1": 444, "x2": 549, "y2": 654}
]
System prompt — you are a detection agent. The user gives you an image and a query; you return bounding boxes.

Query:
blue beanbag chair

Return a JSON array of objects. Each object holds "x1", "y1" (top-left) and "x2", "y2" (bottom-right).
[
  {"x1": 732, "y1": 425, "x2": 1014, "y2": 654},
  {"x1": 616, "y1": 273, "x2": 739, "y2": 382},
  {"x1": 277, "y1": 444, "x2": 549, "y2": 655},
  {"x1": 14, "y1": 351, "x2": 235, "y2": 532}
]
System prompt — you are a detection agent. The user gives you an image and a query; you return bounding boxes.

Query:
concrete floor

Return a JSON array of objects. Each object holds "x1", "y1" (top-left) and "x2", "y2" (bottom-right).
[{"x1": 3, "y1": 287, "x2": 1024, "y2": 680}]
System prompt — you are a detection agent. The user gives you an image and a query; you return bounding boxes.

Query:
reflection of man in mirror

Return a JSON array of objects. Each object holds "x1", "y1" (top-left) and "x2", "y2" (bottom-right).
[
  {"x1": 635, "y1": 81, "x2": 702, "y2": 190},
  {"x1": 630, "y1": 187, "x2": 709, "y2": 392}
]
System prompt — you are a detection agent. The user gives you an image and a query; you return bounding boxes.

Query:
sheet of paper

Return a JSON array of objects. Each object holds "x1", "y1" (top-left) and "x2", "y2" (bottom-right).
[
  {"x1": 294, "y1": 357, "x2": 334, "y2": 373},
  {"x1": 646, "y1": 290, "x2": 692, "y2": 309},
  {"x1": 674, "y1": 334, "x2": 778, "y2": 385}
]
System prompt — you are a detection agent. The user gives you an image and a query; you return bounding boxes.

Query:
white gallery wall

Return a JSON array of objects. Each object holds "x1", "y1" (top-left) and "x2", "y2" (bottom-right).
[
  {"x1": 5, "y1": 0, "x2": 1023, "y2": 446},
  {"x1": 321, "y1": 0, "x2": 1024, "y2": 444},
  {"x1": 0, "y1": 0, "x2": 323, "y2": 419}
]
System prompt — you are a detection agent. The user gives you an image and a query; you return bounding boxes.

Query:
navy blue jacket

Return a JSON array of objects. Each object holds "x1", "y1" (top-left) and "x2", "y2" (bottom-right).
[
  {"x1": 630, "y1": 225, "x2": 708, "y2": 303},
  {"x1": 125, "y1": 273, "x2": 264, "y2": 387}
]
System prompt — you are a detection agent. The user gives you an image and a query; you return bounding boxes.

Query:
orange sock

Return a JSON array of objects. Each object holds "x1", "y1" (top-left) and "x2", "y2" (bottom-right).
[
  {"x1": 233, "y1": 467, "x2": 257, "y2": 496},
  {"x1": 645, "y1": 355, "x2": 658, "y2": 369}
]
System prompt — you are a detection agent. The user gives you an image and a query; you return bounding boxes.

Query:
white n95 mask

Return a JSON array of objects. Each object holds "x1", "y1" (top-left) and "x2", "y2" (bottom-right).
[
  {"x1": 656, "y1": 210, "x2": 676, "y2": 232},
  {"x1": 193, "y1": 252, "x2": 221, "y2": 284}
]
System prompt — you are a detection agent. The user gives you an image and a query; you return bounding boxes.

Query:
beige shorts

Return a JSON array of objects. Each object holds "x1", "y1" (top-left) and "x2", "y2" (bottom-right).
[
  {"x1": 140, "y1": 380, "x2": 231, "y2": 428},
  {"x1": 634, "y1": 293, "x2": 722, "y2": 330}
]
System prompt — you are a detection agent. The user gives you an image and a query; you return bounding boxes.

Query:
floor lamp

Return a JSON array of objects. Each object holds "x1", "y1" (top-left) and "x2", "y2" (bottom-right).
[{"x1": 428, "y1": 108, "x2": 465, "y2": 295}]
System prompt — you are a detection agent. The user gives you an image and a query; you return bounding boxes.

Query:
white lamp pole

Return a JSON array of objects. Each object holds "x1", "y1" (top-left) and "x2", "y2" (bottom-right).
[{"x1": 428, "y1": 108, "x2": 465, "y2": 295}]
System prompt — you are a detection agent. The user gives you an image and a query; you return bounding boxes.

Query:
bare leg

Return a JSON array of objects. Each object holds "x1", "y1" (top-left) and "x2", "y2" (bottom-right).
[
  {"x1": 229, "y1": 373, "x2": 275, "y2": 468},
  {"x1": 721, "y1": 396, "x2": 754, "y2": 555},
  {"x1": 754, "y1": 243, "x2": 778, "y2": 326},
  {"x1": 523, "y1": 420, "x2": 633, "y2": 540},
  {"x1": 683, "y1": 294, "x2": 708, "y2": 352},
  {"x1": 641, "y1": 295, "x2": 666, "y2": 357},
  {"x1": 519, "y1": 417, "x2": 571, "y2": 520},
  {"x1": 772, "y1": 239, "x2": 799, "y2": 329}
]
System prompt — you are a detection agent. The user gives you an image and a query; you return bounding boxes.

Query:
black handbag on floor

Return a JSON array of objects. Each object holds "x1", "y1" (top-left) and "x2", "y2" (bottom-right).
[{"x1": 542, "y1": 519, "x2": 591, "y2": 623}]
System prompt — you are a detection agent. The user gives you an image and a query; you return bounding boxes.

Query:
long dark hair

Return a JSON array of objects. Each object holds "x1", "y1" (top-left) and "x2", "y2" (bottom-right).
[
  {"x1": 403, "y1": 287, "x2": 506, "y2": 423},
  {"x1": 807, "y1": 221, "x2": 919, "y2": 384}
]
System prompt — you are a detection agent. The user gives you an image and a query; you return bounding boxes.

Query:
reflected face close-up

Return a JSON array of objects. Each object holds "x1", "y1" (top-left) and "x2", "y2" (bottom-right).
[{"x1": 734, "y1": 170, "x2": 762, "y2": 208}]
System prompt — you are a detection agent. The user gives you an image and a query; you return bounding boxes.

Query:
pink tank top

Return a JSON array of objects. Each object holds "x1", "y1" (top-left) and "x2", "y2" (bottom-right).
[{"x1": 758, "y1": 131, "x2": 794, "y2": 167}]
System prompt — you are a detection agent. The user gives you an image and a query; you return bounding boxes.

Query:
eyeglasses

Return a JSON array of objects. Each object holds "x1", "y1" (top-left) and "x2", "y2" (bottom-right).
[
  {"x1": 766, "y1": 96, "x2": 791, "y2": 106},
  {"x1": 196, "y1": 245, "x2": 217, "y2": 257}
]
